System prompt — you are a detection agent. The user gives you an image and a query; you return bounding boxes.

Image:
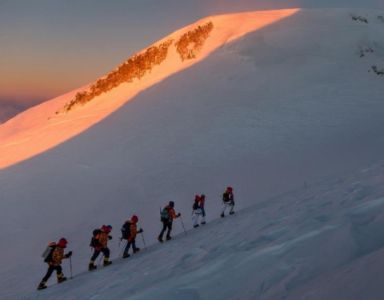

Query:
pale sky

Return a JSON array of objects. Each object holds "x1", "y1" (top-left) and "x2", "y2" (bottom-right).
[{"x1": 0, "y1": 0, "x2": 382, "y2": 121}]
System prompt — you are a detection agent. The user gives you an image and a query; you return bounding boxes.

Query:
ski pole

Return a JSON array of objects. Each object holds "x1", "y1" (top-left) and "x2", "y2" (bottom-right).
[
  {"x1": 140, "y1": 232, "x2": 147, "y2": 250},
  {"x1": 69, "y1": 256, "x2": 73, "y2": 279},
  {"x1": 179, "y1": 215, "x2": 187, "y2": 235}
]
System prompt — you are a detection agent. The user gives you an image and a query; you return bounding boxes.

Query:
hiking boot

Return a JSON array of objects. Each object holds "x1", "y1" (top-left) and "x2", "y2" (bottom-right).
[
  {"x1": 103, "y1": 260, "x2": 112, "y2": 267},
  {"x1": 37, "y1": 282, "x2": 47, "y2": 290},
  {"x1": 88, "y1": 263, "x2": 97, "y2": 271},
  {"x1": 166, "y1": 236, "x2": 172, "y2": 241},
  {"x1": 158, "y1": 236, "x2": 163, "y2": 243},
  {"x1": 133, "y1": 248, "x2": 140, "y2": 254},
  {"x1": 229, "y1": 211, "x2": 235, "y2": 215},
  {"x1": 123, "y1": 253, "x2": 130, "y2": 259},
  {"x1": 57, "y1": 277, "x2": 67, "y2": 284},
  {"x1": 220, "y1": 213, "x2": 225, "y2": 218},
  {"x1": 193, "y1": 224, "x2": 199, "y2": 228},
  {"x1": 201, "y1": 221, "x2": 206, "y2": 225}
]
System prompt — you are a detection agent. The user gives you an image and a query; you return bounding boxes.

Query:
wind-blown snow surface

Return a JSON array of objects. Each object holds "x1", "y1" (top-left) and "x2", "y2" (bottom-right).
[
  {"x1": 26, "y1": 161, "x2": 384, "y2": 300},
  {"x1": 1, "y1": 8, "x2": 384, "y2": 299}
]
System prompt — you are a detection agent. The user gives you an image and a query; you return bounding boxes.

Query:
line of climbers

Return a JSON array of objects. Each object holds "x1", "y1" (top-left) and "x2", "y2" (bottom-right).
[{"x1": 37, "y1": 186, "x2": 235, "y2": 290}]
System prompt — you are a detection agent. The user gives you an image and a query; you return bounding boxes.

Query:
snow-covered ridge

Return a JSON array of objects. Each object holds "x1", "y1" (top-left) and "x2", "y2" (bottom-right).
[{"x1": 0, "y1": 9, "x2": 299, "y2": 169}]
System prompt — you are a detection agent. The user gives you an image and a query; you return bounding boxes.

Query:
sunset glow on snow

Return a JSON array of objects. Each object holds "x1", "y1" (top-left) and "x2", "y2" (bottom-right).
[{"x1": 0, "y1": 9, "x2": 299, "y2": 169}]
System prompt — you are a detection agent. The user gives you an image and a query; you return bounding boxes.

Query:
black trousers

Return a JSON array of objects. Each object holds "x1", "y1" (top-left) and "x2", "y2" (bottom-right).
[
  {"x1": 41, "y1": 265, "x2": 63, "y2": 282},
  {"x1": 123, "y1": 239, "x2": 137, "y2": 254},
  {"x1": 159, "y1": 220, "x2": 173, "y2": 238},
  {"x1": 90, "y1": 247, "x2": 110, "y2": 262}
]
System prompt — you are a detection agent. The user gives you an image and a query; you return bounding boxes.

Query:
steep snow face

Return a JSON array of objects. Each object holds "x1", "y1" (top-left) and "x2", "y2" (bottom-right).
[
  {"x1": 1, "y1": 8, "x2": 384, "y2": 299},
  {"x1": 0, "y1": 9, "x2": 299, "y2": 169},
  {"x1": 24, "y1": 162, "x2": 384, "y2": 300}
]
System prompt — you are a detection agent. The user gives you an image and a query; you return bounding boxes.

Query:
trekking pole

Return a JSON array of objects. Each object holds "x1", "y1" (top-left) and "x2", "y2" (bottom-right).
[
  {"x1": 140, "y1": 232, "x2": 147, "y2": 250},
  {"x1": 69, "y1": 256, "x2": 73, "y2": 279},
  {"x1": 98, "y1": 254, "x2": 103, "y2": 266},
  {"x1": 119, "y1": 240, "x2": 127, "y2": 257},
  {"x1": 179, "y1": 215, "x2": 187, "y2": 235}
]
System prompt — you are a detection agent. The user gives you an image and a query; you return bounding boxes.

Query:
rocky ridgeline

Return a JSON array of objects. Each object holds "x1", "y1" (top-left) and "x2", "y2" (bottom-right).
[
  {"x1": 353, "y1": 14, "x2": 384, "y2": 79},
  {"x1": 351, "y1": 14, "x2": 369, "y2": 23},
  {"x1": 61, "y1": 22, "x2": 213, "y2": 113},
  {"x1": 371, "y1": 65, "x2": 384, "y2": 76}
]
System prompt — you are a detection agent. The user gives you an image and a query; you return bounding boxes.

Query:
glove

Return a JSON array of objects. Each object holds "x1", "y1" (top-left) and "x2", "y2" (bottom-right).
[
  {"x1": 138, "y1": 228, "x2": 144, "y2": 233},
  {"x1": 177, "y1": 213, "x2": 181, "y2": 217},
  {"x1": 108, "y1": 236, "x2": 113, "y2": 240},
  {"x1": 66, "y1": 251, "x2": 72, "y2": 258}
]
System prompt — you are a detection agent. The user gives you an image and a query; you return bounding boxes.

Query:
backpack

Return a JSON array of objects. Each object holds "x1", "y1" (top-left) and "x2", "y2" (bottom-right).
[
  {"x1": 160, "y1": 207, "x2": 169, "y2": 221},
  {"x1": 93, "y1": 229, "x2": 101, "y2": 237},
  {"x1": 42, "y1": 242, "x2": 56, "y2": 263},
  {"x1": 90, "y1": 229, "x2": 101, "y2": 247},
  {"x1": 121, "y1": 222, "x2": 131, "y2": 240},
  {"x1": 223, "y1": 192, "x2": 232, "y2": 203}
]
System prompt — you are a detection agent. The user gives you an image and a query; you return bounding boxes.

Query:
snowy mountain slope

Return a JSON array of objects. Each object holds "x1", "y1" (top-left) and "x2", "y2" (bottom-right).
[
  {"x1": 25, "y1": 161, "x2": 384, "y2": 300},
  {"x1": 0, "y1": 9, "x2": 299, "y2": 169},
  {"x1": 0, "y1": 8, "x2": 384, "y2": 299}
]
